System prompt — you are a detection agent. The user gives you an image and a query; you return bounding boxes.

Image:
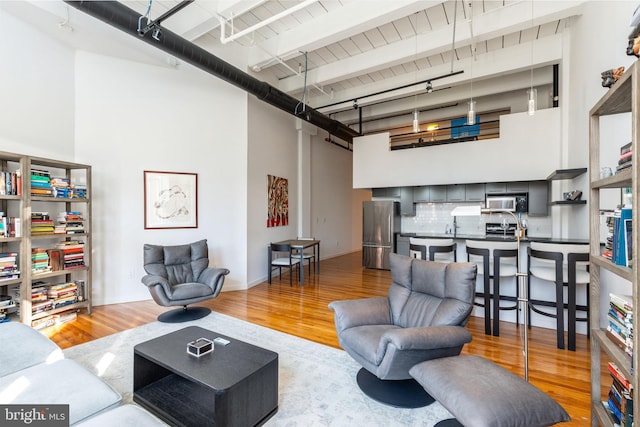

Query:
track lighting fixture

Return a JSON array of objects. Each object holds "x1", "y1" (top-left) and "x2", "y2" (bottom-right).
[
  {"x1": 426, "y1": 81, "x2": 433, "y2": 93},
  {"x1": 413, "y1": 110, "x2": 420, "y2": 133}
]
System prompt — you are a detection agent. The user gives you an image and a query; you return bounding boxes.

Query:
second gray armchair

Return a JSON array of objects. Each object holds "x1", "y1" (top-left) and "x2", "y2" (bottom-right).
[
  {"x1": 142, "y1": 239, "x2": 229, "y2": 323},
  {"x1": 329, "y1": 253, "x2": 476, "y2": 408}
]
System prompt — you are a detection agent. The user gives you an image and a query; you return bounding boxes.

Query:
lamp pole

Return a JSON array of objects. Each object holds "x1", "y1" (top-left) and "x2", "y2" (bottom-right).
[
  {"x1": 482, "y1": 208, "x2": 529, "y2": 381},
  {"x1": 451, "y1": 205, "x2": 529, "y2": 381}
]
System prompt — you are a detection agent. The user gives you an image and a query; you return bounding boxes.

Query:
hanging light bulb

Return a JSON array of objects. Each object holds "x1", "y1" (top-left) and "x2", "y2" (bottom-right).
[
  {"x1": 467, "y1": 100, "x2": 476, "y2": 125},
  {"x1": 527, "y1": 88, "x2": 537, "y2": 116},
  {"x1": 413, "y1": 109, "x2": 420, "y2": 133}
]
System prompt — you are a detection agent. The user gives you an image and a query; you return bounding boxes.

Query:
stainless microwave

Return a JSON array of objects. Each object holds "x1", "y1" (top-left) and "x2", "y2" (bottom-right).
[{"x1": 485, "y1": 195, "x2": 528, "y2": 212}]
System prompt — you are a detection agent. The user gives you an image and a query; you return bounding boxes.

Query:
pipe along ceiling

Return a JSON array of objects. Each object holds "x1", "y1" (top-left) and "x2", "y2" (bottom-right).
[{"x1": 64, "y1": 1, "x2": 360, "y2": 144}]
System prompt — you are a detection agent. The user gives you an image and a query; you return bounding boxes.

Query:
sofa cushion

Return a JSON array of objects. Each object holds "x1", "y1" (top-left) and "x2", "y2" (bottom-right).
[
  {"x1": 409, "y1": 355, "x2": 570, "y2": 427},
  {"x1": 0, "y1": 322, "x2": 63, "y2": 377},
  {"x1": 0, "y1": 359, "x2": 122, "y2": 425},
  {"x1": 75, "y1": 404, "x2": 165, "y2": 426}
]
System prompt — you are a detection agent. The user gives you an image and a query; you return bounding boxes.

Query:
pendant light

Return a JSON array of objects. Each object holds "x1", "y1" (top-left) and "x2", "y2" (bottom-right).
[
  {"x1": 467, "y1": 3, "x2": 476, "y2": 126},
  {"x1": 527, "y1": 0, "x2": 536, "y2": 116},
  {"x1": 413, "y1": 12, "x2": 420, "y2": 133}
]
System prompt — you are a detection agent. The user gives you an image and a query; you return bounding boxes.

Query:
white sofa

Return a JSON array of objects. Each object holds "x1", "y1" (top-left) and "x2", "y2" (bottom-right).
[{"x1": 0, "y1": 322, "x2": 164, "y2": 426}]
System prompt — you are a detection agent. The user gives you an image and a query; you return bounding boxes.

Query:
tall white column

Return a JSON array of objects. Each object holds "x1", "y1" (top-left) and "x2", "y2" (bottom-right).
[{"x1": 296, "y1": 118, "x2": 316, "y2": 238}]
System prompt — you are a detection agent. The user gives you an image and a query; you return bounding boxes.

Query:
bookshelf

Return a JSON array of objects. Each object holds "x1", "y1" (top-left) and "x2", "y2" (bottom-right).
[
  {"x1": 0, "y1": 150, "x2": 91, "y2": 328},
  {"x1": 589, "y1": 61, "x2": 638, "y2": 426}
]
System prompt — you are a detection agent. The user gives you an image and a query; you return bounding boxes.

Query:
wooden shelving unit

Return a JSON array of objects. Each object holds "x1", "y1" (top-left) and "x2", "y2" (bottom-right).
[
  {"x1": 0, "y1": 151, "x2": 91, "y2": 328},
  {"x1": 589, "y1": 61, "x2": 638, "y2": 426}
]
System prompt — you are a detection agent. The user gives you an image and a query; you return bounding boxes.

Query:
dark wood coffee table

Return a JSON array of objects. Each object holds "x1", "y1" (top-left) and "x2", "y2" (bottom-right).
[{"x1": 133, "y1": 326, "x2": 278, "y2": 427}]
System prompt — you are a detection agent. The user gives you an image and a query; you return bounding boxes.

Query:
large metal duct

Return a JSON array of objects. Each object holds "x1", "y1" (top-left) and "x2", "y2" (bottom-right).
[{"x1": 64, "y1": 1, "x2": 359, "y2": 143}]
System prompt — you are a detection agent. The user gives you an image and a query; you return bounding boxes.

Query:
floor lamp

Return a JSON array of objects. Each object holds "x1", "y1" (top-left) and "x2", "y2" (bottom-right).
[{"x1": 451, "y1": 206, "x2": 529, "y2": 381}]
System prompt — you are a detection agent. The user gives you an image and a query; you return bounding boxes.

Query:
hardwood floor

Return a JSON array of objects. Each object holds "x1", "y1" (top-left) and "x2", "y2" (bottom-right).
[{"x1": 44, "y1": 251, "x2": 591, "y2": 426}]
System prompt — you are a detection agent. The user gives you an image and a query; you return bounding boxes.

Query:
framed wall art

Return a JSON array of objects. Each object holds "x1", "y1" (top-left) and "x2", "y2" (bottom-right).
[
  {"x1": 144, "y1": 170, "x2": 198, "y2": 229},
  {"x1": 267, "y1": 174, "x2": 288, "y2": 228}
]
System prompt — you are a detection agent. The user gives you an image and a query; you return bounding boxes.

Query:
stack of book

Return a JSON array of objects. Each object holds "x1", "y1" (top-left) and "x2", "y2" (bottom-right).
[
  {"x1": 0, "y1": 252, "x2": 19, "y2": 281},
  {"x1": 30, "y1": 282, "x2": 53, "y2": 315},
  {"x1": 617, "y1": 142, "x2": 633, "y2": 174},
  {"x1": 32, "y1": 315, "x2": 54, "y2": 330},
  {"x1": 47, "y1": 282, "x2": 78, "y2": 309},
  {"x1": 31, "y1": 212, "x2": 54, "y2": 235},
  {"x1": 71, "y1": 183, "x2": 87, "y2": 199},
  {"x1": 30, "y1": 168, "x2": 52, "y2": 196},
  {"x1": 56, "y1": 212, "x2": 86, "y2": 234},
  {"x1": 0, "y1": 169, "x2": 21, "y2": 195},
  {"x1": 603, "y1": 361, "x2": 634, "y2": 426},
  {"x1": 31, "y1": 248, "x2": 51, "y2": 274},
  {"x1": 54, "y1": 240, "x2": 85, "y2": 270},
  {"x1": 607, "y1": 293, "x2": 634, "y2": 358},
  {"x1": 50, "y1": 177, "x2": 70, "y2": 198}
]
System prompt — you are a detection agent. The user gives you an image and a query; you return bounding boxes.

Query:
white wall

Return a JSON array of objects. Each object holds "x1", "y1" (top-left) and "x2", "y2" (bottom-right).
[
  {"x1": 246, "y1": 96, "x2": 299, "y2": 285},
  {"x1": 246, "y1": 97, "x2": 366, "y2": 285},
  {"x1": 561, "y1": 1, "x2": 639, "y2": 238},
  {"x1": 74, "y1": 51, "x2": 249, "y2": 304},
  {"x1": 0, "y1": 9, "x2": 75, "y2": 158},
  {"x1": 353, "y1": 108, "x2": 562, "y2": 188}
]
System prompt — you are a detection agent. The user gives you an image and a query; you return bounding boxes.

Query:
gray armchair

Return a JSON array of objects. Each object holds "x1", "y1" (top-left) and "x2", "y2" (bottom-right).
[
  {"x1": 142, "y1": 239, "x2": 230, "y2": 323},
  {"x1": 328, "y1": 253, "x2": 476, "y2": 408}
]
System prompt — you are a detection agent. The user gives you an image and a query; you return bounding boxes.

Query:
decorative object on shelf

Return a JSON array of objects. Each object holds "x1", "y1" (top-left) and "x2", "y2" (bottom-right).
[
  {"x1": 144, "y1": 170, "x2": 198, "y2": 229},
  {"x1": 601, "y1": 66, "x2": 625, "y2": 88},
  {"x1": 451, "y1": 205, "x2": 530, "y2": 380}
]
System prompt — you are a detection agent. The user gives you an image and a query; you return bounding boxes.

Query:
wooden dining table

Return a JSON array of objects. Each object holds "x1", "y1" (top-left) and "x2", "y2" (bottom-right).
[{"x1": 270, "y1": 239, "x2": 320, "y2": 286}]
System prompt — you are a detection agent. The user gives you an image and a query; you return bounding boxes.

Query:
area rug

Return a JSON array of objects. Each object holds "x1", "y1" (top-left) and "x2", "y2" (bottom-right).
[{"x1": 64, "y1": 311, "x2": 453, "y2": 426}]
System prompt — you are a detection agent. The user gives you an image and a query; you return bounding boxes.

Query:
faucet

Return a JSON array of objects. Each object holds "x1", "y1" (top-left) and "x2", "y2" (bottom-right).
[{"x1": 452, "y1": 216, "x2": 462, "y2": 238}]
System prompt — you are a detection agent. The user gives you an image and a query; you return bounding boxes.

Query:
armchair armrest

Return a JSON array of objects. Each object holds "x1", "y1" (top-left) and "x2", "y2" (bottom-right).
[
  {"x1": 141, "y1": 274, "x2": 172, "y2": 297},
  {"x1": 329, "y1": 297, "x2": 391, "y2": 333},
  {"x1": 380, "y1": 325, "x2": 472, "y2": 351},
  {"x1": 197, "y1": 267, "x2": 230, "y2": 297}
]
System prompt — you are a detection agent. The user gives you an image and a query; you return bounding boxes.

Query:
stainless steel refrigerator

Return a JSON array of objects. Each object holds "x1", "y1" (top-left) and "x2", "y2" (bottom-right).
[{"x1": 362, "y1": 200, "x2": 401, "y2": 269}]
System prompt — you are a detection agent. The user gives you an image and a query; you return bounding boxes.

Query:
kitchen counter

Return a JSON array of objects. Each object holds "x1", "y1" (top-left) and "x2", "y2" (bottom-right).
[{"x1": 398, "y1": 233, "x2": 589, "y2": 245}]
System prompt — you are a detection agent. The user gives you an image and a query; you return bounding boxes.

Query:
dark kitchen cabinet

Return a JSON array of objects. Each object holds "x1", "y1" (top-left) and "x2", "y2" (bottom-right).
[
  {"x1": 527, "y1": 181, "x2": 549, "y2": 216},
  {"x1": 399, "y1": 187, "x2": 415, "y2": 216},
  {"x1": 465, "y1": 183, "x2": 485, "y2": 201},
  {"x1": 430, "y1": 186, "x2": 447, "y2": 202},
  {"x1": 372, "y1": 187, "x2": 401, "y2": 198},
  {"x1": 507, "y1": 182, "x2": 529, "y2": 193},
  {"x1": 446, "y1": 184, "x2": 465, "y2": 202},
  {"x1": 396, "y1": 236, "x2": 410, "y2": 256},
  {"x1": 413, "y1": 186, "x2": 430, "y2": 202},
  {"x1": 485, "y1": 182, "x2": 507, "y2": 194}
]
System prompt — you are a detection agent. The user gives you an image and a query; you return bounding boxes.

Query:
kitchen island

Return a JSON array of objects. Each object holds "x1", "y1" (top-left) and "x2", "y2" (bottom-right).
[
  {"x1": 396, "y1": 233, "x2": 590, "y2": 337},
  {"x1": 396, "y1": 233, "x2": 589, "y2": 257}
]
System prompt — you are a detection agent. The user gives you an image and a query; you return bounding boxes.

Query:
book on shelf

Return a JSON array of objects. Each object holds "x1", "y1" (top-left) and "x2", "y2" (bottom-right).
[
  {"x1": 612, "y1": 208, "x2": 632, "y2": 266},
  {"x1": 606, "y1": 361, "x2": 634, "y2": 426},
  {"x1": 607, "y1": 293, "x2": 634, "y2": 357},
  {"x1": 617, "y1": 141, "x2": 633, "y2": 174}
]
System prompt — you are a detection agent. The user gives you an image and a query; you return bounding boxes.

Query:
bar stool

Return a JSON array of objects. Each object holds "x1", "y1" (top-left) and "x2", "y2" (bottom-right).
[
  {"x1": 465, "y1": 240, "x2": 519, "y2": 336},
  {"x1": 409, "y1": 237, "x2": 457, "y2": 262},
  {"x1": 527, "y1": 242, "x2": 589, "y2": 350}
]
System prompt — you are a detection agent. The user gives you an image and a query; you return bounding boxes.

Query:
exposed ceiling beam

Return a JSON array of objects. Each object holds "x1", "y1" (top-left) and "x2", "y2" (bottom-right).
[
  {"x1": 278, "y1": 1, "x2": 583, "y2": 95},
  {"x1": 248, "y1": 1, "x2": 437, "y2": 72}
]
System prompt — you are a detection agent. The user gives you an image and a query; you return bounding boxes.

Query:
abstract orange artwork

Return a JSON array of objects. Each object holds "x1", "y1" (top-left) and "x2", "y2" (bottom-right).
[{"x1": 267, "y1": 175, "x2": 288, "y2": 228}]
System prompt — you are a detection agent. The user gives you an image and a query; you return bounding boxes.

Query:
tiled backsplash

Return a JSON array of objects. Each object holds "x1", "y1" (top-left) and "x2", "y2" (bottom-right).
[{"x1": 401, "y1": 202, "x2": 552, "y2": 237}]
